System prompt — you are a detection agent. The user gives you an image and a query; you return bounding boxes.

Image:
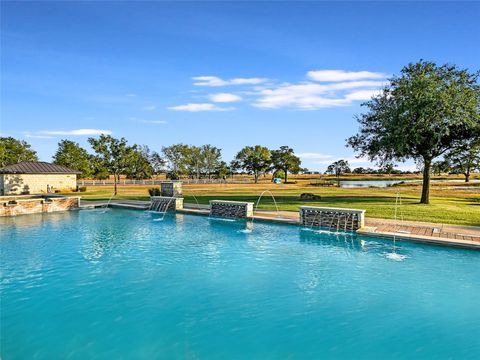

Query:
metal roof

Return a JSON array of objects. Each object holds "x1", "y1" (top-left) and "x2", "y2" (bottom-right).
[{"x1": 0, "y1": 161, "x2": 81, "y2": 174}]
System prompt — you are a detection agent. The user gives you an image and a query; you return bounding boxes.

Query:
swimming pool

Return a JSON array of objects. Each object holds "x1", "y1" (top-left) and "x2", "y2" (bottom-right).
[{"x1": 1, "y1": 209, "x2": 479, "y2": 359}]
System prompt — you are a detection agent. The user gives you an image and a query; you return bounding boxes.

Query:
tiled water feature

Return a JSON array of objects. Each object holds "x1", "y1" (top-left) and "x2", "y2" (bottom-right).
[
  {"x1": 149, "y1": 181, "x2": 184, "y2": 213},
  {"x1": 160, "y1": 181, "x2": 182, "y2": 197},
  {"x1": 209, "y1": 200, "x2": 254, "y2": 219},
  {"x1": 150, "y1": 196, "x2": 183, "y2": 212},
  {"x1": 300, "y1": 206, "x2": 365, "y2": 230}
]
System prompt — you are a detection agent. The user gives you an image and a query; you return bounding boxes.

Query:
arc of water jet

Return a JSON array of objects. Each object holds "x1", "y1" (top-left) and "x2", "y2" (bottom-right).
[
  {"x1": 101, "y1": 191, "x2": 116, "y2": 213},
  {"x1": 247, "y1": 189, "x2": 281, "y2": 232}
]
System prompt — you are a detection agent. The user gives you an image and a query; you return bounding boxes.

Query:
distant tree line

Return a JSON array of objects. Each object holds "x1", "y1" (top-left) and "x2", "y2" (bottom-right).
[
  {"x1": 1, "y1": 132, "x2": 478, "y2": 190},
  {"x1": 0, "y1": 136, "x2": 304, "y2": 188},
  {"x1": 322, "y1": 161, "x2": 423, "y2": 177}
]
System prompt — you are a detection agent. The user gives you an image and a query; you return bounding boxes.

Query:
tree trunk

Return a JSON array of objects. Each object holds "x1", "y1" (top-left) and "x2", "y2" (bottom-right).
[
  {"x1": 465, "y1": 169, "x2": 470, "y2": 183},
  {"x1": 284, "y1": 169, "x2": 288, "y2": 183},
  {"x1": 114, "y1": 173, "x2": 117, "y2": 195},
  {"x1": 420, "y1": 158, "x2": 431, "y2": 204},
  {"x1": 254, "y1": 171, "x2": 258, "y2": 184}
]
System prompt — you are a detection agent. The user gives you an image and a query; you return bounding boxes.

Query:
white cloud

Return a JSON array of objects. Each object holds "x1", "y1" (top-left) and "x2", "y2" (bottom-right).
[
  {"x1": 40, "y1": 129, "x2": 112, "y2": 136},
  {"x1": 307, "y1": 70, "x2": 386, "y2": 82},
  {"x1": 344, "y1": 89, "x2": 381, "y2": 101},
  {"x1": 209, "y1": 93, "x2": 242, "y2": 103},
  {"x1": 253, "y1": 80, "x2": 385, "y2": 109},
  {"x1": 192, "y1": 76, "x2": 268, "y2": 87},
  {"x1": 229, "y1": 78, "x2": 267, "y2": 85},
  {"x1": 177, "y1": 70, "x2": 385, "y2": 111},
  {"x1": 142, "y1": 105, "x2": 156, "y2": 111},
  {"x1": 24, "y1": 133, "x2": 55, "y2": 139},
  {"x1": 167, "y1": 103, "x2": 234, "y2": 112},
  {"x1": 125, "y1": 93, "x2": 137, "y2": 97},
  {"x1": 193, "y1": 76, "x2": 226, "y2": 87}
]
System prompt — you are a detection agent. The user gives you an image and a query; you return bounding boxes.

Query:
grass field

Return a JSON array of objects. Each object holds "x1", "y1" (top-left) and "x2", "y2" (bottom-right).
[{"x1": 69, "y1": 179, "x2": 480, "y2": 226}]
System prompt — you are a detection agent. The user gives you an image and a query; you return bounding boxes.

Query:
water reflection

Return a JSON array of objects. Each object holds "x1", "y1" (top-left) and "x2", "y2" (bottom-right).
[{"x1": 299, "y1": 228, "x2": 359, "y2": 250}]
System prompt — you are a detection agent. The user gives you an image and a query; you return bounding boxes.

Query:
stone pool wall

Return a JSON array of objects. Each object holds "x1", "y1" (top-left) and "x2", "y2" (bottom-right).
[
  {"x1": 300, "y1": 206, "x2": 365, "y2": 230},
  {"x1": 0, "y1": 195, "x2": 80, "y2": 217},
  {"x1": 160, "y1": 181, "x2": 182, "y2": 197},
  {"x1": 150, "y1": 196, "x2": 184, "y2": 212},
  {"x1": 209, "y1": 200, "x2": 254, "y2": 219}
]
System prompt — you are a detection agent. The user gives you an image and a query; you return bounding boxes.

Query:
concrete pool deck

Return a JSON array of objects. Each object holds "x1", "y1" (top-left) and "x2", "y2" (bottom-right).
[{"x1": 80, "y1": 199, "x2": 480, "y2": 249}]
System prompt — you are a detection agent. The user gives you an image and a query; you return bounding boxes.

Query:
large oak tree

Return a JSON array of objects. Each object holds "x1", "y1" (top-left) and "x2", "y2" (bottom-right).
[
  {"x1": 233, "y1": 145, "x2": 271, "y2": 183},
  {"x1": 347, "y1": 61, "x2": 480, "y2": 204},
  {"x1": 271, "y1": 146, "x2": 301, "y2": 183}
]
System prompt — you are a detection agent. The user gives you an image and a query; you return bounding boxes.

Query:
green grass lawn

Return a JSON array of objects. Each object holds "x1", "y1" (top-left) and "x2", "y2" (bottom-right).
[{"x1": 70, "y1": 182, "x2": 480, "y2": 226}]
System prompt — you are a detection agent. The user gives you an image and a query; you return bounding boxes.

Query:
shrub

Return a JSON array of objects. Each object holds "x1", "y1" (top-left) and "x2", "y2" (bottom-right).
[
  {"x1": 148, "y1": 187, "x2": 161, "y2": 196},
  {"x1": 77, "y1": 186, "x2": 87, "y2": 192}
]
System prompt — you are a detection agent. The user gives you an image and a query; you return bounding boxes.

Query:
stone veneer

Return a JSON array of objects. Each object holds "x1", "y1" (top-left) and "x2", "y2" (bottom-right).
[
  {"x1": 300, "y1": 206, "x2": 365, "y2": 230},
  {"x1": 160, "y1": 181, "x2": 183, "y2": 198},
  {"x1": 150, "y1": 196, "x2": 184, "y2": 212},
  {"x1": 0, "y1": 195, "x2": 80, "y2": 217},
  {"x1": 0, "y1": 173, "x2": 77, "y2": 195},
  {"x1": 209, "y1": 200, "x2": 254, "y2": 219}
]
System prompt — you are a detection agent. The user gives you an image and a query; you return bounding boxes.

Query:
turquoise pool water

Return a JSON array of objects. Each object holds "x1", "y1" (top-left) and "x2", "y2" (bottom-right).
[{"x1": 1, "y1": 209, "x2": 479, "y2": 359}]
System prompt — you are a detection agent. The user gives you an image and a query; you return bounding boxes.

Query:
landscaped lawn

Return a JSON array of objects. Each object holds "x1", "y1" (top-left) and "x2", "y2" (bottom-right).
[{"x1": 67, "y1": 180, "x2": 480, "y2": 226}]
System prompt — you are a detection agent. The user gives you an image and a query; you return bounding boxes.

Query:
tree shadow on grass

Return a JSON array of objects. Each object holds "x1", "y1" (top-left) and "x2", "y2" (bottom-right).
[{"x1": 186, "y1": 194, "x2": 399, "y2": 206}]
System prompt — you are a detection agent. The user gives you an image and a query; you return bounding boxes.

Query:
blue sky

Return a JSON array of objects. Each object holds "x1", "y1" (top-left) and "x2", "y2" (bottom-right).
[{"x1": 1, "y1": 1, "x2": 479, "y2": 171}]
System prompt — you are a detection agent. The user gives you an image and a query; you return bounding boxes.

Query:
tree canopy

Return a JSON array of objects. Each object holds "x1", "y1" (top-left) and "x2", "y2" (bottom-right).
[
  {"x1": 444, "y1": 138, "x2": 480, "y2": 182},
  {"x1": 0, "y1": 137, "x2": 38, "y2": 167},
  {"x1": 325, "y1": 160, "x2": 351, "y2": 177},
  {"x1": 161, "y1": 144, "x2": 223, "y2": 180},
  {"x1": 88, "y1": 135, "x2": 134, "y2": 194},
  {"x1": 52, "y1": 139, "x2": 93, "y2": 179},
  {"x1": 123, "y1": 146, "x2": 154, "y2": 180},
  {"x1": 347, "y1": 60, "x2": 480, "y2": 203},
  {"x1": 233, "y1": 145, "x2": 271, "y2": 183},
  {"x1": 270, "y1": 146, "x2": 301, "y2": 183},
  {"x1": 162, "y1": 144, "x2": 192, "y2": 180}
]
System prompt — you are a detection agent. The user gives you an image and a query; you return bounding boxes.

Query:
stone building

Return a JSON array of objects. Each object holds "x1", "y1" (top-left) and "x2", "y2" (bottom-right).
[{"x1": 0, "y1": 161, "x2": 81, "y2": 195}]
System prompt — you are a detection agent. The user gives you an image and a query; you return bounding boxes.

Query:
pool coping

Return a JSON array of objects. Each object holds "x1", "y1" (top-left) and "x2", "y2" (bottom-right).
[
  {"x1": 79, "y1": 200, "x2": 480, "y2": 250},
  {"x1": 356, "y1": 227, "x2": 480, "y2": 250}
]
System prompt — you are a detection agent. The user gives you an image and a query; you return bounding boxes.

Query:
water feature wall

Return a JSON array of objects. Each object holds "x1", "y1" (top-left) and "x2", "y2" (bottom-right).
[
  {"x1": 300, "y1": 206, "x2": 365, "y2": 230},
  {"x1": 0, "y1": 195, "x2": 80, "y2": 217},
  {"x1": 160, "y1": 181, "x2": 182, "y2": 197},
  {"x1": 150, "y1": 196, "x2": 184, "y2": 212},
  {"x1": 210, "y1": 200, "x2": 254, "y2": 219}
]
